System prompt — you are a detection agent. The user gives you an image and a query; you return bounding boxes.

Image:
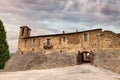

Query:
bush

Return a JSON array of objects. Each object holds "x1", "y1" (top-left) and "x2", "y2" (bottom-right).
[{"x1": 0, "y1": 20, "x2": 10, "y2": 69}]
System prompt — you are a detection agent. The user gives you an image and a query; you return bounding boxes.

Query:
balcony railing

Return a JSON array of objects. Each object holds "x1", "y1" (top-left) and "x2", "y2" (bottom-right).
[{"x1": 43, "y1": 44, "x2": 53, "y2": 49}]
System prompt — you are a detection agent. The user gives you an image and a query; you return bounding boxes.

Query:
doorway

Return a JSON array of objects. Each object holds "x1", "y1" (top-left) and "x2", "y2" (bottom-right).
[
  {"x1": 81, "y1": 51, "x2": 90, "y2": 63},
  {"x1": 77, "y1": 51, "x2": 94, "y2": 65}
]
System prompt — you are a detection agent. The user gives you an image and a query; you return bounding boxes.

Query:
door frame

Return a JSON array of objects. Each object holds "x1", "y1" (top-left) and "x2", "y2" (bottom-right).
[{"x1": 77, "y1": 51, "x2": 94, "y2": 65}]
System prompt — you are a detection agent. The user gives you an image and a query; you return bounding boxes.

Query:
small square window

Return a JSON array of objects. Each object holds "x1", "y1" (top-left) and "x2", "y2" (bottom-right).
[
  {"x1": 33, "y1": 39, "x2": 36, "y2": 43},
  {"x1": 25, "y1": 40, "x2": 27, "y2": 44},
  {"x1": 27, "y1": 29, "x2": 29, "y2": 34},
  {"x1": 21, "y1": 28, "x2": 24, "y2": 36},
  {"x1": 63, "y1": 37, "x2": 66, "y2": 42},
  {"x1": 32, "y1": 48, "x2": 34, "y2": 51},
  {"x1": 47, "y1": 39, "x2": 51, "y2": 45},
  {"x1": 84, "y1": 33, "x2": 88, "y2": 41}
]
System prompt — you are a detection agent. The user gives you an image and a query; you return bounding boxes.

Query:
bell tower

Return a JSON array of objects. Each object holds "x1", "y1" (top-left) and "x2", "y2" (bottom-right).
[{"x1": 19, "y1": 26, "x2": 31, "y2": 39}]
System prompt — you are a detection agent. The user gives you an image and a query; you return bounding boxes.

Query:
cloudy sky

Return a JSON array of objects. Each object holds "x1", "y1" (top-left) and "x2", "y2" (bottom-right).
[{"x1": 0, "y1": 0, "x2": 120, "y2": 53}]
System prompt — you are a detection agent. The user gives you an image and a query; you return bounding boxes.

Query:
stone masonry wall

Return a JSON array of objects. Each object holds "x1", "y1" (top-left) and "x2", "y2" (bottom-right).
[
  {"x1": 17, "y1": 27, "x2": 120, "y2": 73},
  {"x1": 5, "y1": 51, "x2": 77, "y2": 71},
  {"x1": 98, "y1": 31, "x2": 120, "y2": 49},
  {"x1": 18, "y1": 28, "x2": 102, "y2": 53},
  {"x1": 94, "y1": 49, "x2": 120, "y2": 73},
  {"x1": 93, "y1": 31, "x2": 120, "y2": 73}
]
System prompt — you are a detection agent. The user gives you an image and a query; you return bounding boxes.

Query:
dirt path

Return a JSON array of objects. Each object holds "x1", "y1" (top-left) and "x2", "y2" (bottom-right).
[{"x1": 0, "y1": 64, "x2": 120, "y2": 80}]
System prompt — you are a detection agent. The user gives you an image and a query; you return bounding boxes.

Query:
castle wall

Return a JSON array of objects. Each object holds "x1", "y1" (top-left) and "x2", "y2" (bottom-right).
[
  {"x1": 98, "y1": 31, "x2": 120, "y2": 50},
  {"x1": 17, "y1": 26, "x2": 120, "y2": 73},
  {"x1": 18, "y1": 29, "x2": 102, "y2": 54},
  {"x1": 93, "y1": 31, "x2": 120, "y2": 73},
  {"x1": 94, "y1": 49, "x2": 120, "y2": 73}
]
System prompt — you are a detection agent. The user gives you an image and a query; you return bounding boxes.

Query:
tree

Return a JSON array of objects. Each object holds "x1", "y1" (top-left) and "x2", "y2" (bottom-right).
[{"x1": 0, "y1": 20, "x2": 10, "y2": 69}]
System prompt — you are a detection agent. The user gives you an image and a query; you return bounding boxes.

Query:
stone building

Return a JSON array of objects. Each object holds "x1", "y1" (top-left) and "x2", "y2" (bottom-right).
[{"x1": 18, "y1": 26, "x2": 120, "y2": 65}]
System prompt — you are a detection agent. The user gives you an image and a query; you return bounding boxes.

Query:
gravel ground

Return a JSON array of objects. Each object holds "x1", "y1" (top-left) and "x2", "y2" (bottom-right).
[{"x1": 0, "y1": 64, "x2": 120, "y2": 80}]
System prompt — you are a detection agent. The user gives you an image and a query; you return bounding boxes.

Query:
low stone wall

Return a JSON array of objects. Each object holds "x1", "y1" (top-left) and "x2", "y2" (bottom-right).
[
  {"x1": 94, "y1": 49, "x2": 120, "y2": 73},
  {"x1": 5, "y1": 51, "x2": 77, "y2": 71}
]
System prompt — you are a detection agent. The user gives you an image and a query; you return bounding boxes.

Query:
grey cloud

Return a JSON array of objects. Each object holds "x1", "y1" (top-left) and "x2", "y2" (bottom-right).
[
  {"x1": 17, "y1": 0, "x2": 67, "y2": 12},
  {"x1": 1, "y1": 0, "x2": 120, "y2": 24},
  {"x1": 101, "y1": 3, "x2": 120, "y2": 16},
  {"x1": 30, "y1": 24, "x2": 60, "y2": 36},
  {"x1": 68, "y1": 0, "x2": 120, "y2": 26}
]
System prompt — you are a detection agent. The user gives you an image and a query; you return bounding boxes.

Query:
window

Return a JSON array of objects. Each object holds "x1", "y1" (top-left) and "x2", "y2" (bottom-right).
[
  {"x1": 25, "y1": 40, "x2": 27, "y2": 44},
  {"x1": 63, "y1": 37, "x2": 66, "y2": 42},
  {"x1": 84, "y1": 33, "x2": 88, "y2": 41},
  {"x1": 21, "y1": 52, "x2": 23, "y2": 54},
  {"x1": 32, "y1": 48, "x2": 34, "y2": 51},
  {"x1": 33, "y1": 39, "x2": 36, "y2": 43},
  {"x1": 27, "y1": 29, "x2": 29, "y2": 34},
  {"x1": 47, "y1": 39, "x2": 51, "y2": 45},
  {"x1": 21, "y1": 28, "x2": 24, "y2": 36},
  {"x1": 95, "y1": 44, "x2": 96, "y2": 46}
]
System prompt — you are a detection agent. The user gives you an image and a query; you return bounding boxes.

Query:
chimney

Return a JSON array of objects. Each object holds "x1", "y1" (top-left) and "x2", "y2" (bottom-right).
[
  {"x1": 76, "y1": 30, "x2": 78, "y2": 32},
  {"x1": 62, "y1": 31, "x2": 65, "y2": 34}
]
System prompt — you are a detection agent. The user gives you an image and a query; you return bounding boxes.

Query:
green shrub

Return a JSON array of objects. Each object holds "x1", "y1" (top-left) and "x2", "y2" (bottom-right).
[{"x1": 0, "y1": 20, "x2": 10, "y2": 69}]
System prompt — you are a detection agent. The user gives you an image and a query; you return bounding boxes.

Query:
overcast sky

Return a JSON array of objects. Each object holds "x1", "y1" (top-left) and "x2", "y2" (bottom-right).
[{"x1": 0, "y1": 0, "x2": 120, "y2": 53}]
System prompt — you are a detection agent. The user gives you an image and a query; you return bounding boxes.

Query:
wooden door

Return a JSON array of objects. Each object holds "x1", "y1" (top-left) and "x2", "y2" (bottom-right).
[
  {"x1": 89, "y1": 52, "x2": 94, "y2": 65},
  {"x1": 77, "y1": 51, "x2": 82, "y2": 65}
]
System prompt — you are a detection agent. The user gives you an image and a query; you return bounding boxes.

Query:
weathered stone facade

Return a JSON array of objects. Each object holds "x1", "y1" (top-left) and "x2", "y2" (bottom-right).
[
  {"x1": 94, "y1": 49, "x2": 120, "y2": 73},
  {"x1": 16, "y1": 26, "x2": 120, "y2": 73},
  {"x1": 18, "y1": 26, "x2": 120, "y2": 54},
  {"x1": 19, "y1": 26, "x2": 96, "y2": 53}
]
